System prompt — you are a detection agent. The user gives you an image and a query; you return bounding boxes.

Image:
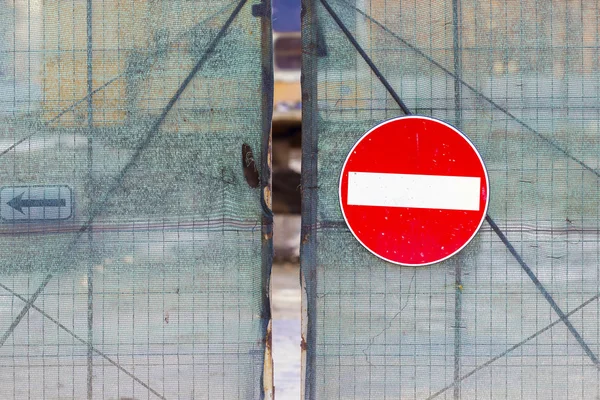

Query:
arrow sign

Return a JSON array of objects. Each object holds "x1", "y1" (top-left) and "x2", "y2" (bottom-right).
[
  {"x1": 7, "y1": 192, "x2": 67, "y2": 214},
  {"x1": 1, "y1": 185, "x2": 73, "y2": 221}
]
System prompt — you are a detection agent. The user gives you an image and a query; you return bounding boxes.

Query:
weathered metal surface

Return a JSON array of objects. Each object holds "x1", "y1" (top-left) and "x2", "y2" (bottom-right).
[{"x1": 300, "y1": 0, "x2": 321, "y2": 398}]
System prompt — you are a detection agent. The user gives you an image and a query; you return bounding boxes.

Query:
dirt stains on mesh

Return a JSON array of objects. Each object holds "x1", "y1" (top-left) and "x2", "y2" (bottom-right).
[{"x1": 242, "y1": 143, "x2": 260, "y2": 188}]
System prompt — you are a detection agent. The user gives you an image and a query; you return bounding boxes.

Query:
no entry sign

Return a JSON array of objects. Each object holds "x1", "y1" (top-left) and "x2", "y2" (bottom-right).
[{"x1": 339, "y1": 116, "x2": 489, "y2": 266}]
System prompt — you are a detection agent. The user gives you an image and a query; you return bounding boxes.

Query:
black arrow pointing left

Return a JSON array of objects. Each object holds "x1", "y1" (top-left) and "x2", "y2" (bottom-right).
[{"x1": 7, "y1": 192, "x2": 66, "y2": 214}]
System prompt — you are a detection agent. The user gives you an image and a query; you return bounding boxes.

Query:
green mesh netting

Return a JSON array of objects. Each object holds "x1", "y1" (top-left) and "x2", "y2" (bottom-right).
[
  {"x1": 301, "y1": 0, "x2": 600, "y2": 398},
  {"x1": 0, "y1": 1, "x2": 272, "y2": 398}
]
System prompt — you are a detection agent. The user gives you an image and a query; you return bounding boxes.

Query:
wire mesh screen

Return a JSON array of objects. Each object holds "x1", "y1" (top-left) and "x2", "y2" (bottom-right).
[
  {"x1": 301, "y1": 0, "x2": 600, "y2": 398},
  {"x1": 0, "y1": 0, "x2": 272, "y2": 398}
]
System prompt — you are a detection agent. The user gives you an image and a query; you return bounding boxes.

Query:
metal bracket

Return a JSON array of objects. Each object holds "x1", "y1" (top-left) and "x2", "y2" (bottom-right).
[{"x1": 252, "y1": 3, "x2": 268, "y2": 17}]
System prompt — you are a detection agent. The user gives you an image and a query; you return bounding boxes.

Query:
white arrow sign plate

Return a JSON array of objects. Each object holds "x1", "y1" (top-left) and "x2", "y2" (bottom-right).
[{"x1": 0, "y1": 185, "x2": 73, "y2": 221}]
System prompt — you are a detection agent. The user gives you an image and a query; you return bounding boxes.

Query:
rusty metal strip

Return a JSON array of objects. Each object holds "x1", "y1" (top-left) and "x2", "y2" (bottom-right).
[
  {"x1": 259, "y1": 0, "x2": 275, "y2": 398},
  {"x1": 263, "y1": 320, "x2": 274, "y2": 400}
]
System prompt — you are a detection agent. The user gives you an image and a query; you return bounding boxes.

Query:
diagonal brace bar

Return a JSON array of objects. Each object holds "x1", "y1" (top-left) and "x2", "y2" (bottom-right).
[
  {"x1": 0, "y1": 0, "x2": 238, "y2": 160},
  {"x1": 427, "y1": 291, "x2": 600, "y2": 399},
  {"x1": 319, "y1": 0, "x2": 412, "y2": 115},
  {"x1": 487, "y1": 216, "x2": 600, "y2": 366},
  {"x1": 333, "y1": 0, "x2": 600, "y2": 180},
  {"x1": 0, "y1": 282, "x2": 167, "y2": 400}
]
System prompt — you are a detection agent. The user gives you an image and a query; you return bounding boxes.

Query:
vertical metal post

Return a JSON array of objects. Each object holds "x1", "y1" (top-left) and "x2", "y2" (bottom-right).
[
  {"x1": 86, "y1": 0, "x2": 94, "y2": 398},
  {"x1": 300, "y1": 0, "x2": 319, "y2": 397},
  {"x1": 452, "y1": 0, "x2": 463, "y2": 399},
  {"x1": 258, "y1": 0, "x2": 275, "y2": 397},
  {"x1": 452, "y1": 1, "x2": 463, "y2": 129}
]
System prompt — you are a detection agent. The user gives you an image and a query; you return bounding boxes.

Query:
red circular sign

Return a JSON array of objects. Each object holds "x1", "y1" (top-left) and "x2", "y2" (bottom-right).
[{"x1": 339, "y1": 116, "x2": 489, "y2": 266}]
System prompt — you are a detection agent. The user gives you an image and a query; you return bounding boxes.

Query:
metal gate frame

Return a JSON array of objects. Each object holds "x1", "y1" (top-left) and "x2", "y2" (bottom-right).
[
  {"x1": 300, "y1": 0, "x2": 600, "y2": 398},
  {"x1": 0, "y1": 1, "x2": 274, "y2": 398}
]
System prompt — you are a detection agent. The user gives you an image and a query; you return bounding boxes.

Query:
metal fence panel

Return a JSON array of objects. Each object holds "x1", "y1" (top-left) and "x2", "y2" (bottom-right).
[
  {"x1": 301, "y1": 0, "x2": 600, "y2": 398},
  {"x1": 0, "y1": 1, "x2": 273, "y2": 398}
]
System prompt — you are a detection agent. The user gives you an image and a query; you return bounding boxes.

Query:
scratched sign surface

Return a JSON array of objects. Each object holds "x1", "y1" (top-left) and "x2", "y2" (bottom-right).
[
  {"x1": 0, "y1": 1, "x2": 272, "y2": 399},
  {"x1": 301, "y1": 0, "x2": 600, "y2": 399}
]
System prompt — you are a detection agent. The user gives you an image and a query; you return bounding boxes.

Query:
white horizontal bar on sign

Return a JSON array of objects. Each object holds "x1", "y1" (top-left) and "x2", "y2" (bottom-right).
[{"x1": 347, "y1": 172, "x2": 481, "y2": 211}]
